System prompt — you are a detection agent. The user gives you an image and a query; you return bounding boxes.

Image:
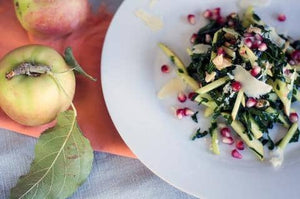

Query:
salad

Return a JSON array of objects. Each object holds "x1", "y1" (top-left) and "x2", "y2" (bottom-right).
[{"x1": 158, "y1": 7, "x2": 300, "y2": 166}]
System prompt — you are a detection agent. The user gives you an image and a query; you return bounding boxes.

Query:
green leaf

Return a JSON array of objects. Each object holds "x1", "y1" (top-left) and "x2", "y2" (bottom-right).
[
  {"x1": 64, "y1": 47, "x2": 97, "y2": 81},
  {"x1": 10, "y1": 110, "x2": 94, "y2": 199}
]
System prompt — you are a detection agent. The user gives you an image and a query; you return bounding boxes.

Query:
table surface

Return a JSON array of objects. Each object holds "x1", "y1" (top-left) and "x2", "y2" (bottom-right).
[{"x1": 0, "y1": 1, "x2": 196, "y2": 199}]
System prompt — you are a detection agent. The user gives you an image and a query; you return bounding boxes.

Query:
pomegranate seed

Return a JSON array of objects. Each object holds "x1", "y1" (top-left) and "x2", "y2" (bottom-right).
[
  {"x1": 252, "y1": 40, "x2": 262, "y2": 49},
  {"x1": 231, "y1": 149, "x2": 242, "y2": 159},
  {"x1": 220, "y1": 127, "x2": 231, "y2": 137},
  {"x1": 229, "y1": 39, "x2": 237, "y2": 45},
  {"x1": 236, "y1": 140, "x2": 245, "y2": 150},
  {"x1": 243, "y1": 32, "x2": 253, "y2": 38},
  {"x1": 284, "y1": 68, "x2": 291, "y2": 76},
  {"x1": 216, "y1": 16, "x2": 225, "y2": 24},
  {"x1": 187, "y1": 14, "x2": 196, "y2": 25},
  {"x1": 205, "y1": 34, "x2": 212, "y2": 43},
  {"x1": 177, "y1": 92, "x2": 187, "y2": 103},
  {"x1": 217, "y1": 47, "x2": 225, "y2": 55},
  {"x1": 183, "y1": 107, "x2": 194, "y2": 116},
  {"x1": 203, "y1": 9, "x2": 213, "y2": 19},
  {"x1": 213, "y1": 7, "x2": 221, "y2": 16},
  {"x1": 161, "y1": 65, "x2": 170, "y2": 73},
  {"x1": 211, "y1": 14, "x2": 218, "y2": 20},
  {"x1": 240, "y1": 48, "x2": 246, "y2": 55},
  {"x1": 289, "y1": 112, "x2": 298, "y2": 123},
  {"x1": 190, "y1": 33, "x2": 197, "y2": 43},
  {"x1": 258, "y1": 43, "x2": 267, "y2": 51},
  {"x1": 289, "y1": 60, "x2": 296, "y2": 66},
  {"x1": 244, "y1": 38, "x2": 253, "y2": 48},
  {"x1": 176, "y1": 109, "x2": 184, "y2": 119},
  {"x1": 188, "y1": 92, "x2": 197, "y2": 100},
  {"x1": 246, "y1": 97, "x2": 257, "y2": 108},
  {"x1": 277, "y1": 14, "x2": 286, "y2": 22},
  {"x1": 231, "y1": 81, "x2": 242, "y2": 92},
  {"x1": 291, "y1": 50, "x2": 300, "y2": 63},
  {"x1": 250, "y1": 66, "x2": 261, "y2": 77},
  {"x1": 254, "y1": 33, "x2": 263, "y2": 41},
  {"x1": 222, "y1": 137, "x2": 234, "y2": 145}
]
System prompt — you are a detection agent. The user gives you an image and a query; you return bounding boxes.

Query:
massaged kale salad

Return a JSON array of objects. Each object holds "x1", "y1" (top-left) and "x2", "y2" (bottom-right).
[{"x1": 158, "y1": 7, "x2": 300, "y2": 166}]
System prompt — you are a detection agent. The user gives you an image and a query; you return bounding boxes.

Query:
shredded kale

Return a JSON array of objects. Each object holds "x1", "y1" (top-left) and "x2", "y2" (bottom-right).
[
  {"x1": 259, "y1": 135, "x2": 275, "y2": 150},
  {"x1": 199, "y1": 97, "x2": 209, "y2": 105},
  {"x1": 195, "y1": 21, "x2": 222, "y2": 44},
  {"x1": 275, "y1": 128, "x2": 300, "y2": 146},
  {"x1": 211, "y1": 32, "x2": 225, "y2": 52},
  {"x1": 170, "y1": 56, "x2": 175, "y2": 64},
  {"x1": 240, "y1": 112, "x2": 254, "y2": 140},
  {"x1": 287, "y1": 90, "x2": 293, "y2": 100},
  {"x1": 294, "y1": 76, "x2": 300, "y2": 88},
  {"x1": 252, "y1": 13, "x2": 261, "y2": 21},
  {"x1": 290, "y1": 128, "x2": 300, "y2": 143},
  {"x1": 180, "y1": 8, "x2": 300, "y2": 155},
  {"x1": 291, "y1": 40, "x2": 300, "y2": 50},
  {"x1": 187, "y1": 52, "x2": 211, "y2": 84},
  {"x1": 178, "y1": 68, "x2": 184, "y2": 74},
  {"x1": 191, "y1": 128, "x2": 208, "y2": 140},
  {"x1": 226, "y1": 15, "x2": 245, "y2": 34},
  {"x1": 259, "y1": 39, "x2": 288, "y2": 81},
  {"x1": 248, "y1": 109, "x2": 279, "y2": 133},
  {"x1": 222, "y1": 112, "x2": 233, "y2": 124},
  {"x1": 191, "y1": 111, "x2": 199, "y2": 123},
  {"x1": 208, "y1": 122, "x2": 218, "y2": 136}
]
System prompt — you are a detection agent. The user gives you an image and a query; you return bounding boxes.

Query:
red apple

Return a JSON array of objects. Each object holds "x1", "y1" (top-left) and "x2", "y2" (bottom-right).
[
  {"x1": 14, "y1": 0, "x2": 89, "y2": 37},
  {"x1": 0, "y1": 45, "x2": 76, "y2": 126}
]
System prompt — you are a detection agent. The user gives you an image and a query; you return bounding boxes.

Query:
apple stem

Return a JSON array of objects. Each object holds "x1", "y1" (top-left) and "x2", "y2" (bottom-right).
[
  {"x1": 54, "y1": 68, "x2": 76, "y2": 75},
  {"x1": 5, "y1": 62, "x2": 51, "y2": 80}
]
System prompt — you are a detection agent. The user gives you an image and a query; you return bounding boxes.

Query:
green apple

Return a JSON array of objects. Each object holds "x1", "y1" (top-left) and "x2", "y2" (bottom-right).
[{"x1": 0, "y1": 45, "x2": 75, "y2": 126}]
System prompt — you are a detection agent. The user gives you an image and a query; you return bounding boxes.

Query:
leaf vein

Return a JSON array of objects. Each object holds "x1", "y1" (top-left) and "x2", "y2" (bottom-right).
[
  {"x1": 17, "y1": 112, "x2": 77, "y2": 198},
  {"x1": 34, "y1": 151, "x2": 61, "y2": 166},
  {"x1": 44, "y1": 167, "x2": 54, "y2": 198},
  {"x1": 30, "y1": 183, "x2": 38, "y2": 199},
  {"x1": 71, "y1": 133, "x2": 81, "y2": 182},
  {"x1": 40, "y1": 135, "x2": 67, "y2": 147},
  {"x1": 57, "y1": 149, "x2": 67, "y2": 196}
]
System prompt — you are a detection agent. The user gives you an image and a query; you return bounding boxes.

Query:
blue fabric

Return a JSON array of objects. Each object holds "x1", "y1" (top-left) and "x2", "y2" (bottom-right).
[{"x1": 0, "y1": 130, "x2": 195, "y2": 199}]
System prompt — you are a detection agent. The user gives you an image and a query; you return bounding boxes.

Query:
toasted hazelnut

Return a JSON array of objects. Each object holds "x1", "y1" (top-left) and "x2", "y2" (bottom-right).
[{"x1": 205, "y1": 71, "x2": 217, "y2": 83}]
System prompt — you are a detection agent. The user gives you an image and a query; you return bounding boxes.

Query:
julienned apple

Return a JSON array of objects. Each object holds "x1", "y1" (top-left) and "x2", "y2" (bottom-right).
[
  {"x1": 14, "y1": 0, "x2": 89, "y2": 37},
  {"x1": 0, "y1": 45, "x2": 75, "y2": 126}
]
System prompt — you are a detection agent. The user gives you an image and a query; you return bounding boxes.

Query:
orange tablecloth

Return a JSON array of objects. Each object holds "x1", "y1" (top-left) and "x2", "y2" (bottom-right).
[{"x1": 0, "y1": 1, "x2": 134, "y2": 158}]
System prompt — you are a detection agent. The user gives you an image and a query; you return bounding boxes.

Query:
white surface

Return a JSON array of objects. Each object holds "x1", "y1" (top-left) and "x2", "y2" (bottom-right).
[{"x1": 102, "y1": 0, "x2": 300, "y2": 198}]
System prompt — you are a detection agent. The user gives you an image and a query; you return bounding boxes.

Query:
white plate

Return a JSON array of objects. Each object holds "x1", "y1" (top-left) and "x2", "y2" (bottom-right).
[{"x1": 102, "y1": 0, "x2": 300, "y2": 198}]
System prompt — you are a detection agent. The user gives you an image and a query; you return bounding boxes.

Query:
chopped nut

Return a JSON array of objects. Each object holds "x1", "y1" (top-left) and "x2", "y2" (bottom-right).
[
  {"x1": 255, "y1": 99, "x2": 270, "y2": 109},
  {"x1": 246, "y1": 26, "x2": 262, "y2": 34},
  {"x1": 224, "y1": 42, "x2": 231, "y2": 47},
  {"x1": 224, "y1": 32, "x2": 235, "y2": 40},
  {"x1": 212, "y1": 55, "x2": 232, "y2": 70},
  {"x1": 205, "y1": 71, "x2": 217, "y2": 83},
  {"x1": 264, "y1": 61, "x2": 273, "y2": 69}
]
